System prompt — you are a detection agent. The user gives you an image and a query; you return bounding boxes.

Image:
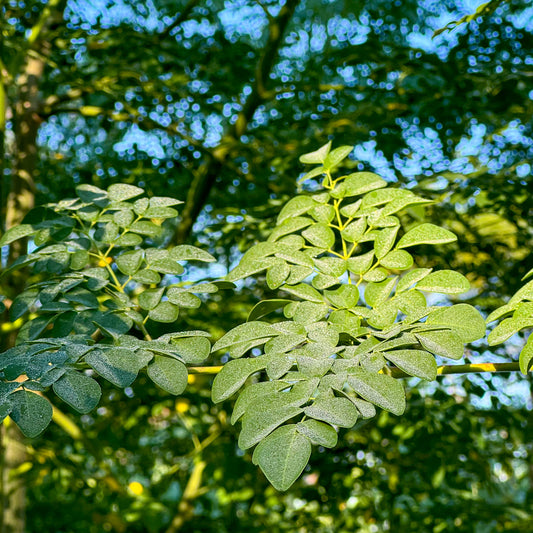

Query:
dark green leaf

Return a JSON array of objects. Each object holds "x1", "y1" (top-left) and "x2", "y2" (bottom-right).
[
  {"x1": 53, "y1": 371, "x2": 102, "y2": 413},
  {"x1": 147, "y1": 356, "x2": 188, "y2": 394},
  {"x1": 148, "y1": 302, "x2": 179, "y2": 323},
  {"x1": 10, "y1": 391, "x2": 53, "y2": 438},
  {"x1": 304, "y1": 397, "x2": 358, "y2": 427}
]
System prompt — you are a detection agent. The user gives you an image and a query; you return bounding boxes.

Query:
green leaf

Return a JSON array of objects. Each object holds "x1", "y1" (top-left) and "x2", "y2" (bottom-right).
[
  {"x1": 375, "y1": 227, "x2": 399, "y2": 259},
  {"x1": 70, "y1": 250, "x2": 90, "y2": 270},
  {"x1": 297, "y1": 165, "x2": 326, "y2": 185},
  {"x1": 325, "y1": 285, "x2": 359, "y2": 309},
  {"x1": 299, "y1": 141, "x2": 331, "y2": 164},
  {"x1": 341, "y1": 218, "x2": 367, "y2": 243},
  {"x1": 301, "y1": 223, "x2": 335, "y2": 249},
  {"x1": 85, "y1": 348, "x2": 153, "y2": 387},
  {"x1": 149, "y1": 302, "x2": 179, "y2": 323},
  {"x1": 323, "y1": 145, "x2": 353, "y2": 169},
  {"x1": 277, "y1": 196, "x2": 317, "y2": 224},
  {"x1": 170, "y1": 245, "x2": 215, "y2": 262},
  {"x1": 314, "y1": 257, "x2": 346, "y2": 277},
  {"x1": 232, "y1": 381, "x2": 287, "y2": 424},
  {"x1": 213, "y1": 322, "x2": 278, "y2": 353},
  {"x1": 76, "y1": 184, "x2": 107, "y2": 204},
  {"x1": 304, "y1": 397, "x2": 358, "y2": 427},
  {"x1": 282, "y1": 283, "x2": 323, "y2": 303},
  {"x1": 347, "y1": 368, "x2": 405, "y2": 415},
  {"x1": 150, "y1": 196, "x2": 183, "y2": 207},
  {"x1": 310, "y1": 204, "x2": 335, "y2": 223},
  {"x1": 108, "y1": 184, "x2": 144, "y2": 202},
  {"x1": 226, "y1": 257, "x2": 278, "y2": 282},
  {"x1": 296, "y1": 419, "x2": 338, "y2": 447},
  {"x1": 0, "y1": 224, "x2": 36, "y2": 246},
  {"x1": 486, "y1": 303, "x2": 517, "y2": 323},
  {"x1": 365, "y1": 278, "x2": 396, "y2": 308},
  {"x1": 426, "y1": 304, "x2": 485, "y2": 343},
  {"x1": 113, "y1": 209, "x2": 135, "y2": 227},
  {"x1": 115, "y1": 233, "x2": 143, "y2": 247},
  {"x1": 130, "y1": 221, "x2": 163, "y2": 238},
  {"x1": 139, "y1": 288, "x2": 165, "y2": 310},
  {"x1": 147, "y1": 356, "x2": 188, "y2": 394},
  {"x1": 487, "y1": 317, "x2": 533, "y2": 345},
  {"x1": 416, "y1": 270, "x2": 470, "y2": 294},
  {"x1": 266, "y1": 260, "x2": 290, "y2": 289},
  {"x1": 519, "y1": 335, "x2": 533, "y2": 374},
  {"x1": 380, "y1": 250, "x2": 413, "y2": 270},
  {"x1": 293, "y1": 302, "x2": 329, "y2": 324},
  {"x1": 211, "y1": 358, "x2": 268, "y2": 402},
  {"x1": 248, "y1": 299, "x2": 293, "y2": 321},
  {"x1": 397, "y1": 223, "x2": 457, "y2": 249},
  {"x1": 252, "y1": 425, "x2": 311, "y2": 491},
  {"x1": 10, "y1": 289, "x2": 39, "y2": 321},
  {"x1": 268, "y1": 217, "x2": 313, "y2": 242},
  {"x1": 342, "y1": 172, "x2": 387, "y2": 197},
  {"x1": 167, "y1": 291, "x2": 201, "y2": 309},
  {"x1": 415, "y1": 330, "x2": 464, "y2": 360},
  {"x1": 275, "y1": 250, "x2": 314, "y2": 268},
  {"x1": 53, "y1": 371, "x2": 102, "y2": 413},
  {"x1": 132, "y1": 269, "x2": 161, "y2": 284},
  {"x1": 509, "y1": 279, "x2": 533, "y2": 306},
  {"x1": 149, "y1": 258, "x2": 184, "y2": 275},
  {"x1": 396, "y1": 268, "x2": 432, "y2": 292},
  {"x1": 171, "y1": 336, "x2": 211, "y2": 364},
  {"x1": 382, "y1": 349, "x2": 437, "y2": 380},
  {"x1": 115, "y1": 250, "x2": 143, "y2": 276},
  {"x1": 347, "y1": 251, "x2": 374, "y2": 275},
  {"x1": 238, "y1": 378, "x2": 319, "y2": 450},
  {"x1": 144, "y1": 206, "x2": 178, "y2": 219},
  {"x1": 10, "y1": 391, "x2": 53, "y2": 438},
  {"x1": 133, "y1": 197, "x2": 149, "y2": 215}
]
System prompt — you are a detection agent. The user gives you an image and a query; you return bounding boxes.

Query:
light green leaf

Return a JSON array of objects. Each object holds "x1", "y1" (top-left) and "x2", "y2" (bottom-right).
[
  {"x1": 375, "y1": 226, "x2": 399, "y2": 259},
  {"x1": 396, "y1": 268, "x2": 432, "y2": 292},
  {"x1": 212, "y1": 322, "x2": 278, "y2": 352},
  {"x1": 323, "y1": 145, "x2": 353, "y2": 169},
  {"x1": 268, "y1": 217, "x2": 314, "y2": 242},
  {"x1": 313, "y1": 257, "x2": 346, "y2": 277},
  {"x1": 275, "y1": 250, "x2": 314, "y2": 268},
  {"x1": 108, "y1": 184, "x2": 144, "y2": 202},
  {"x1": 380, "y1": 250, "x2": 413, "y2": 270},
  {"x1": 70, "y1": 250, "x2": 90, "y2": 270},
  {"x1": 296, "y1": 419, "x2": 338, "y2": 447},
  {"x1": 301, "y1": 223, "x2": 335, "y2": 249},
  {"x1": 132, "y1": 269, "x2": 161, "y2": 284},
  {"x1": 115, "y1": 250, "x2": 143, "y2": 276},
  {"x1": 248, "y1": 299, "x2": 293, "y2": 321},
  {"x1": 252, "y1": 425, "x2": 311, "y2": 491},
  {"x1": 397, "y1": 223, "x2": 456, "y2": 249},
  {"x1": 10, "y1": 391, "x2": 53, "y2": 438},
  {"x1": 347, "y1": 368, "x2": 405, "y2": 415},
  {"x1": 519, "y1": 335, "x2": 533, "y2": 374},
  {"x1": 133, "y1": 197, "x2": 149, "y2": 215},
  {"x1": 211, "y1": 357, "x2": 268, "y2": 403},
  {"x1": 149, "y1": 258, "x2": 184, "y2": 275},
  {"x1": 170, "y1": 245, "x2": 215, "y2": 263},
  {"x1": 266, "y1": 261, "x2": 291, "y2": 289},
  {"x1": 85, "y1": 348, "x2": 152, "y2": 387},
  {"x1": 365, "y1": 278, "x2": 396, "y2": 308},
  {"x1": 149, "y1": 301, "x2": 179, "y2": 323},
  {"x1": 299, "y1": 141, "x2": 331, "y2": 164},
  {"x1": 143, "y1": 206, "x2": 178, "y2": 219},
  {"x1": 115, "y1": 233, "x2": 143, "y2": 247},
  {"x1": 426, "y1": 304, "x2": 485, "y2": 343},
  {"x1": 363, "y1": 267, "x2": 389, "y2": 283},
  {"x1": 226, "y1": 257, "x2": 278, "y2": 282},
  {"x1": 53, "y1": 371, "x2": 102, "y2": 413},
  {"x1": 381, "y1": 349, "x2": 437, "y2": 380},
  {"x1": 486, "y1": 303, "x2": 517, "y2": 323},
  {"x1": 147, "y1": 356, "x2": 188, "y2": 394},
  {"x1": 310, "y1": 204, "x2": 335, "y2": 223},
  {"x1": 346, "y1": 251, "x2": 374, "y2": 275},
  {"x1": 342, "y1": 172, "x2": 387, "y2": 197},
  {"x1": 282, "y1": 283, "x2": 323, "y2": 303},
  {"x1": 277, "y1": 196, "x2": 317, "y2": 224},
  {"x1": 304, "y1": 397, "x2": 358, "y2": 427},
  {"x1": 415, "y1": 330, "x2": 464, "y2": 360},
  {"x1": 509, "y1": 279, "x2": 533, "y2": 306},
  {"x1": 113, "y1": 209, "x2": 135, "y2": 227},
  {"x1": 382, "y1": 195, "x2": 432, "y2": 216},
  {"x1": 149, "y1": 196, "x2": 183, "y2": 207},
  {"x1": 325, "y1": 285, "x2": 359, "y2": 309},
  {"x1": 341, "y1": 218, "x2": 367, "y2": 243},
  {"x1": 0, "y1": 224, "x2": 36, "y2": 247},
  {"x1": 297, "y1": 166, "x2": 326, "y2": 185},
  {"x1": 487, "y1": 317, "x2": 533, "y2": 345},
  {"x1": 416, "y1": 270, "x2": 470, "y2": 294}
]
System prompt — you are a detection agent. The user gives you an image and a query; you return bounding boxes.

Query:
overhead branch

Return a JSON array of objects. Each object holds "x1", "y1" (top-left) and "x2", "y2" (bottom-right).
[
  {"x1": 159, "y1": 0, "x2": 202, "y2": 41},
  {"x1": 174, "y1": 0, "x2": 300, "y2": 244}
]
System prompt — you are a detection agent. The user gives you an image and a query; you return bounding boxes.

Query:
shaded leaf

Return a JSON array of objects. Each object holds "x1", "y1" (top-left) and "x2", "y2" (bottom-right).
[{"x1": 147, "y1": 356, "x2": 188, "y2": 394}]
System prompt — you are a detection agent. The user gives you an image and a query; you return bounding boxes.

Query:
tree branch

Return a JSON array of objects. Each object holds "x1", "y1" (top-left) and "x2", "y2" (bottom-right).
[{"x1": 174, "y1": 0, "x2": 301, "y2": 244}]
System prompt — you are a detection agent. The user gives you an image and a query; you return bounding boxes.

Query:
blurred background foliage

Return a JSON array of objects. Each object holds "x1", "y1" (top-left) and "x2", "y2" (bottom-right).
[{"x1": 0, "y1": 0, "x2": 532, "y2": 531}]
